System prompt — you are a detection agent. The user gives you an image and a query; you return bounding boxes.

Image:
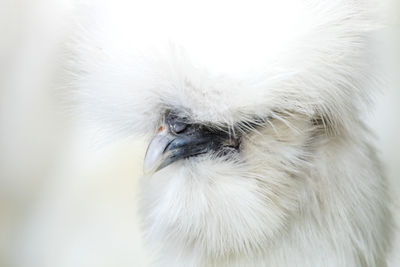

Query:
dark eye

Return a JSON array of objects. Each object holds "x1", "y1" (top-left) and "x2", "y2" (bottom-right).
[
  {"x1": 165, "y1": 111, "x2": 189, "y2": 135},
  {"x1": 170, "y1": 120, "x2": 188, "y2": 134}
]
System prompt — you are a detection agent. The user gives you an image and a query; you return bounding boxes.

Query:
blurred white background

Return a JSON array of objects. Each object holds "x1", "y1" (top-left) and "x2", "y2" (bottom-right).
[{"x1": 0, "y1": 1, "x2": 399, "y2": 266}]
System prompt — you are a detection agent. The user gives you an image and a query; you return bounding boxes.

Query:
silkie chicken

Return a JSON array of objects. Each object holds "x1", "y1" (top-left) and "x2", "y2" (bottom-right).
[{"x1": 72, "y1": 0, "x2": 393, "y2": 266}]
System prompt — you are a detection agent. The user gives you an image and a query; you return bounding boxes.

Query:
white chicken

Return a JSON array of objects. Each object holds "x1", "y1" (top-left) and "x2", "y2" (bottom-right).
[{"x1": 72, "y1": 0, "x2": 393, "y2": 266}]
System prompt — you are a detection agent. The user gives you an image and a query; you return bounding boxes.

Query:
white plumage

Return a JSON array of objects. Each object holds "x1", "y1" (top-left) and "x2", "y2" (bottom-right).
[{"x1": 71, "y1": 0, "x2": 393, "y2": 266}]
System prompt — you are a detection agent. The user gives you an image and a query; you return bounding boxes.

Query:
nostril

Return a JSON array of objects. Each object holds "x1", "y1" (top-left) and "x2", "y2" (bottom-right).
[{"x1": 171, "y1": 121, "x2": 188, "y2": 134}]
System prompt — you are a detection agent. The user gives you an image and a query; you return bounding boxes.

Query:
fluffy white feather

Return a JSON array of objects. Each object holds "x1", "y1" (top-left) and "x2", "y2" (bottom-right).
[{"x1": 70, "y1": 0, "x2": 393, "y2": 266}]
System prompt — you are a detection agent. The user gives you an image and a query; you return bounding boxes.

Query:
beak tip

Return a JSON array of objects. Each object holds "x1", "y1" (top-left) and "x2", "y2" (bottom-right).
[
  {"x1": 143, "y1": 153, "x2": 162, "y2": 174},
  {"x1": 143, "y1": 163, "x2": 154, "y2": 175},
  {"x1": 143, "y1": 153, "x2": 172, "y2": 174},
  {"x1": 143, "y1": 128, "x2": 174, "y2": 175}
]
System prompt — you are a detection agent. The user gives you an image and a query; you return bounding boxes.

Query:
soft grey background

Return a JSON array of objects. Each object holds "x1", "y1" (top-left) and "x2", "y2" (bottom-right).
[{"x1": 0, "y1": 1, "x2": 399, "y2": 266}]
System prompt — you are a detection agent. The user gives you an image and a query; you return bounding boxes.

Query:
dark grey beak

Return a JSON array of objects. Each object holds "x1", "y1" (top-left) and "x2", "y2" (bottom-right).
[{"x1": 143, "y1": 114, "x2": 239, "y2": 174}]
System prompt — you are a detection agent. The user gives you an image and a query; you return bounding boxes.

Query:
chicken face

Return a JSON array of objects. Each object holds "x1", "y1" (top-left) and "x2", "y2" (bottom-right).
[{"x1": 144, "y1": 111, "x2": 241, "y2": 173}]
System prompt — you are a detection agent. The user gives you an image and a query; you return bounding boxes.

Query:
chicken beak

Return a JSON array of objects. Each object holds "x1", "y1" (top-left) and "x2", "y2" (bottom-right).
[
  {"x1": 143, "y1": 121, "x2": 220, "y2": 174},
  {"x1": 143, "y1": 126, "x2": 175, "y2": 174}
]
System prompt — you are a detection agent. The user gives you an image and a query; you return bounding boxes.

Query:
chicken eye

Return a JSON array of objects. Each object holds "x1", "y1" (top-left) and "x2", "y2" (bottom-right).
[
  {"x1": 170, "y1": 120, "x2": 188, "y2": 134},
  {"x1": 165, "y1": 111, "x2": 189, "y2": 135}
]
